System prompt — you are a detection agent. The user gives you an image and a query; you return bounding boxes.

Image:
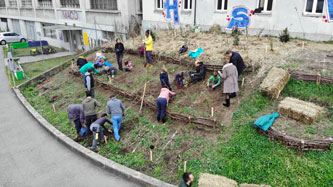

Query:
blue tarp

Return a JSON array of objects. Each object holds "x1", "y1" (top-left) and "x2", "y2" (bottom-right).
[
  {"x1": 189, "y1": 48, "x2": 204, "y2": 58},
  {"x1": 254, "y1": 112, "x2": 280, "y2": 131},
  {"x1": 28, "y1": 40, "x2": 49, "y2": 47}
]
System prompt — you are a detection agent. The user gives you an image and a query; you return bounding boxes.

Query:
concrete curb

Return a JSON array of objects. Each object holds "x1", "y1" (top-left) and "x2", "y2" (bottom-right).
[{"x1": 12, "y1": 88, "x2": 175, "y2": 187}]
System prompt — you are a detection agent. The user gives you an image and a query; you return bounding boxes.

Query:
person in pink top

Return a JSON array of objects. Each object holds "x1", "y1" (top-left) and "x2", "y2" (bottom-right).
[{"x1": 157, "y1": 85, "x2": 176, "y2": 123}]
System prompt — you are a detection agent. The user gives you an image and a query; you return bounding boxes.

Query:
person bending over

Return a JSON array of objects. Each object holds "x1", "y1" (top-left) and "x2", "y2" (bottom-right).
[{"x1": 90, "y1": 113, "x2": 113, "y2": 152}]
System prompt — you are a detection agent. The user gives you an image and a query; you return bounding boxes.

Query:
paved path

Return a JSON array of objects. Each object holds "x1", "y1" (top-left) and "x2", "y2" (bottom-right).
[
  {"x1": 0, "y1": 47, "x2": 138, "y2": 187},
  {"x1": 18, "y1": 51, "x2": 75, "y2": 64}
]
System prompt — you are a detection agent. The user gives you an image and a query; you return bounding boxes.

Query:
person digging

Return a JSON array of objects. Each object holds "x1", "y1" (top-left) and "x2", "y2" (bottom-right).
[
  {"x1": 90, "y1": 113, "x2": 113, "y2": 152},
  {"x1": 67, "y1": 104, "x2": 86, "y2": 142}
]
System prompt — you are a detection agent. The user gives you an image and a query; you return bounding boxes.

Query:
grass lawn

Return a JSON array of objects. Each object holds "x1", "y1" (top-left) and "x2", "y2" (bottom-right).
[
  {"x1": 4, "y1": 45, "x2": 66, "y2": 58},
  {"x1": 20, "y1": 68, "x2": 333, "y2": 186},
  {"x1": 7, "y1": 55, "x2": 72, "y2": 86}
]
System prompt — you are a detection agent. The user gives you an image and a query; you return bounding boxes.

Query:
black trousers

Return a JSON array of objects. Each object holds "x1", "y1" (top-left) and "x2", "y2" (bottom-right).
[
  {"x1": 116, "y1": 53, "x2": 123, "y2": 71},
  {"x1": 85, "y1": 114, "x2": 97, "y2": 138}
]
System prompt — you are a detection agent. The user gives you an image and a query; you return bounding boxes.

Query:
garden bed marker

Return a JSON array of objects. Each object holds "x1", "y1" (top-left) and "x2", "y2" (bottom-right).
[
  {"x1": 211, "y1": 107, "x2": 214, "y2": 117},
  {"x1": 184, "y1": 161, "x2": 187, "y2": 172},
  {"x1": 302, "y1": 41, "x2": 305, "y2": 50},
  {"x1": 52, "y1": 104, "x2": 56, "y2": 111},
  {"x1": 149, "y1": 150, "x2": 153, "y2": 161},
  {"x1": 241, "y1": 78, "x2": 245, "y2": 88},
  {"x1": 316, "y1": 73, "x2": 321, "y2": 84}
]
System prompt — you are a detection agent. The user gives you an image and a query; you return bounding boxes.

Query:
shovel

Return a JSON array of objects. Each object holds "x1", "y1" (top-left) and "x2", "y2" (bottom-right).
[{"x1": 139, "y1": 83, "x2": 147, "y2": 116}]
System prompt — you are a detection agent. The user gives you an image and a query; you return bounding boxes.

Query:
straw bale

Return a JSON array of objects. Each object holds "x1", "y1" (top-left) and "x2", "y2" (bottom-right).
[
  {"x1": 278, "y1": 97, "x2": 324, "y2": 124},
  {"x1": 198, "y1": 173, "x2": 238, "y2": 187},
  {"x1": 260, "y1": 67, "x2": 290, "y2": 99},
  {"x1": 240, "y1": 184, "x2": 271, "y2": 187}
]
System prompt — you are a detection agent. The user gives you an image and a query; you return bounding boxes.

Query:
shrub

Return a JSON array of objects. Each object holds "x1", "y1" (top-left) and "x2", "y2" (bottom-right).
[{"x1": 279, "y1": 28, "x2": 290, "y2": 43}]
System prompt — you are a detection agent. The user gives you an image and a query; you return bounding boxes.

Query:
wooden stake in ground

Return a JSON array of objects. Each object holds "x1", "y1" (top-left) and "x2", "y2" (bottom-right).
[
  {"x1": 108, "y1": 75, "x2": 112, "y2": 84},
  {"x1": 104, "y1": 135, "x2": 108, "y2": 144},
  {"x1": 211, "y1": 107, "x2": 214, "y2": 117},
  {"x1": 316, "y1": 73, "x2": 321, "y2": 85},
  {"x1": 302, "y1": 41, "x2": 305, "y2": 50},
  {"x1": 52, "y1": 104, "x2": 56, "y2": 112},
  {"x1": 139, "y1": 83, "x2": 147, "y2": 116},
  {"x1": 184, "y1": 161, "x2": 187, "y2": 172},
  {"x1": 71, "y1": 60, "x2": 74, "y2": 69},
  {"x1": 241, "y1": 78, "x2": 245, "y2": 88},
  {"x1": 149, "y1": 150, "x2": 153, "y2": 161}
]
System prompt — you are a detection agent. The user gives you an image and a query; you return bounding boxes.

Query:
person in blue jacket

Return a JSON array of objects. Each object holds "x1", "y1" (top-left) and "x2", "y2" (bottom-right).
[{"x1": 160, "y1": 68, "x2": 172, "y2": 91}]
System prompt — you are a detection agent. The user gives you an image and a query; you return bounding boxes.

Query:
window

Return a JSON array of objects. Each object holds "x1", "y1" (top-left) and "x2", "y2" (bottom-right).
[
  {"x1": 102, "y1": 31, "x2": 115, "y2": 41},
  {"x1": 0, "y1": 0, "x2": 6, "y2": 7},
  {"x1": 38, "y1": 0, "x2": 52, "y2": 8},
  {"x1": 257, "y1": 0, "x2": 273, "y2": 12},
  {"x1": 216, "y1": 0, "x2": 228, "y2": 11},
  {"x1": 305, "y1": 0, "x2": 324, "y2": 14},
  {"x1": 183, "y1": 0, "x2": 192, "y2": 10},
  {"x1": 90, "y1": 0, "x2": 117, "y2": 10},
  {"x1": 156, "y1": 0, "x2": 163, "y2": 9},
  {"x1": 8, "y1": 0, "x2": 17, "y2": 7},
  {"x1": 42, "y1": 23, "x2": 57, "y2": 39},
  {"x1": 21, "y1": 0, "x2": 32, "y2": 7},
  {"x1": 60, "y1": 0, "x2": 80, "y2": 8}
]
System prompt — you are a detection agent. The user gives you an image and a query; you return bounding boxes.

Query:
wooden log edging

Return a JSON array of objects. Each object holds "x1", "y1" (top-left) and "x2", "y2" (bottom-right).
[
  {"x1": 106, "y1": 47, "x2": 259, "y2": 72},
  {"x1": 70, "y1": 70, "x2": 218, "y2": 129},
  {"x1": 289, "y1": 70, "x2": 333, "y2": 84},
  {"x1": 254, "y1": 125, "x2": 333, "y2": 151}
]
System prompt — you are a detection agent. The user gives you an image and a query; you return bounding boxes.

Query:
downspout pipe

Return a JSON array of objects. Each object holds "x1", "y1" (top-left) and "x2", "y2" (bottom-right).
[{"x1": 194, "y1": 0, "x2": 197, "y2": 26}]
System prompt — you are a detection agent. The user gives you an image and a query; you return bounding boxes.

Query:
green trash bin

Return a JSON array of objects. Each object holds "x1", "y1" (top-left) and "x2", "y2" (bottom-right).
[{"x1": 15, "y1": 71, "x2": 24, "y2": 80}]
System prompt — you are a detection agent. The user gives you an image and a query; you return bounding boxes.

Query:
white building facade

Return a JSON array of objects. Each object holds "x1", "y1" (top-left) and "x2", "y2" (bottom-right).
[
  {"x1": 143, "y1": 0, "x2": 333, "y2": 41},
  {"x1": 0, "y1": 0, "x2": 143, "y2": 50}
]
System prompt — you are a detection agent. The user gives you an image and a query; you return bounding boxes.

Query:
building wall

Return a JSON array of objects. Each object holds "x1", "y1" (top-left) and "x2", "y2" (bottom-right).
[
  {"x1": 0, "y1": 0, "x2": 142, "y2": 49},
  {"x1": 143, "y1": 0, "x2": 333, "y2": 41}
]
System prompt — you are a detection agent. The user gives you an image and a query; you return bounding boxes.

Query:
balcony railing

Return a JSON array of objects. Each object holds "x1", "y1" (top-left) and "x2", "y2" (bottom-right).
[{"x1": 38, "y1": 0, "x2": 52, "y2": 8}]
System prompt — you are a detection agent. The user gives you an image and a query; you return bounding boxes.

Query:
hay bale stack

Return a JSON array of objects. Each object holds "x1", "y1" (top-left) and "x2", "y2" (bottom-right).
[
  {"x1": 198, "y1": 173, "x2": 238, "y2": 187},
  {"x1": 240, "y1": 184, "x2": 271, "y2": 187},
  {"x1": 260, "y1": 67, "x2": 290, "y2": 99},
  {"x1": 278, "y1": 97, "x2": 324, "y2": 124}
]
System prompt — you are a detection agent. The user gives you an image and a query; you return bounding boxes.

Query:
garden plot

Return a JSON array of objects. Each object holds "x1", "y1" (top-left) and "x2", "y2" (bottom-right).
[
  {"x1": 94, "y1": 53, "x2": 256, "y2": 127},
  {"x1": 120, "y1": 30, "x2": 333, "y2": 79},
  {"x1": 257, "y1": 78, "x2": 333, "y2": 141},
  {"x1": 22, "y1": 65, "x2": 222, "y2": 184}
]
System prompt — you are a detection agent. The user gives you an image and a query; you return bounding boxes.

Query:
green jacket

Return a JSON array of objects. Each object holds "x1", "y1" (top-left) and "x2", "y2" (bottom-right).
[
  {"x1": 80, "y1": 62, "x2": 100, "y2": 74},
  {"x1": 207, "y1": 75, "x2": 221, "y2": 86}
]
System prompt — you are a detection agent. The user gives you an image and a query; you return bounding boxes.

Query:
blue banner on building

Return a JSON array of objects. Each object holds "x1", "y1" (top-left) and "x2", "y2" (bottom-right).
[{"x1": 327, "y1": 0, "x2": 333, "y2": 22}]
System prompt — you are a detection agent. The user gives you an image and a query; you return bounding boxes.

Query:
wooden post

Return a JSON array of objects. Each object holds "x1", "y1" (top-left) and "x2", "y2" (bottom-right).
[
  {"x1": 184, "y1": 161, "x2": 187, "y2": 172},
  {"x1": 104, "y1": 135, "x2": 108, "y2": 144},
  {"x1": 211, "y1": 107, "x2": 214, "y2": 117},
  {"x1": 302, "y1": 41, "x2": 305, "y2": 50},
  {"x1": 71, "y1": 61, "x2": 74, "y2": 69},
  {"x1": 149, "y1": 150, "x2": 153, "y2": 161},
  {"x1": 108, "y1": 75, "x2": 112, "y2": 84},
  {"x1": 316, "y1": 73, "x2": 321, "y2": 85},
  {"x1": 241, "y1": 78, "x2": 245, "y2": 88},
  {"x1": 52, "y1": 104, "x2": 56, "y2": 112}
]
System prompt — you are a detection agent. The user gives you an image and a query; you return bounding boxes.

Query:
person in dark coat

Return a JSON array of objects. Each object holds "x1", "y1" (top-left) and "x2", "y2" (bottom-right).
[
  {"x1": 160, "y1": 68, "x2": 172, "y2": 91},
  {"x1": 179, "y1": 172, "x2": 194, "y2": 187},
  {"x1": 67, "y1": 104, "x2": 85, "y2": 142},
  {"x1": 225, "y1": 50, "x2": 246, "y2": 98},
  {"x1": 90, "y1": 113, "x2": 113, "y2": 152},
  {"x1": 115, "y1": 38, "x2": 125, "y2": 71},
  {"x1": 77, "y1": 56, "x2": 87, "y2": 69},
  {"x1": 189, "y1": 61, "x2": 206, "y2": 84}
]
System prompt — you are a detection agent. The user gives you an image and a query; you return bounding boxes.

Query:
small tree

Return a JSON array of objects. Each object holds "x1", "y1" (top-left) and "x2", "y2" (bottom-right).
[
  {"x1": 231, "y1": 27, "x2": 241, "y2": 46},
  {"x1": 279, "y1": 28, "x2": 290, "y2": 43}
]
